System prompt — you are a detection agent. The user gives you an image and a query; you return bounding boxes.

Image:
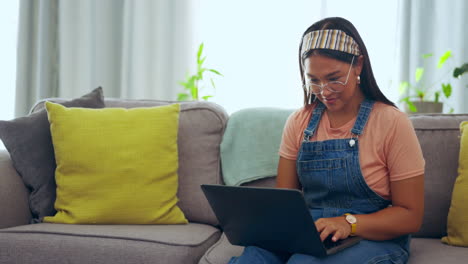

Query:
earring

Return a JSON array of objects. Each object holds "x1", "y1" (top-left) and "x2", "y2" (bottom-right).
[{"x1": 357, "y1": 76, "x2": 361, "y2": 84}]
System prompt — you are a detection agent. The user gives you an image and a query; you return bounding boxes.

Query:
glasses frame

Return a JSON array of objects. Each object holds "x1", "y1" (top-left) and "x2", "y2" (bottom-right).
[{"x1": 305, "y1": 56, "x2": 355, "y2": 95}]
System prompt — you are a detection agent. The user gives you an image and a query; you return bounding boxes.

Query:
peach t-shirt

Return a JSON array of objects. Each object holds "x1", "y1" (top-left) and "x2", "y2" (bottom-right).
[{"x1": 279, "y1": 102, "x2": 425, "y2": 200}]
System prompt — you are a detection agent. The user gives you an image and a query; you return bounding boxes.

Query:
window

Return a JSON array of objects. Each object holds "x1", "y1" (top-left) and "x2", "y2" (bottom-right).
[
  {"x1": 193, "y1": 0, "x2": 399, "y2": 114},
  {"x1": 0, "y1": 0, "x2": 19, "y2": 149}
]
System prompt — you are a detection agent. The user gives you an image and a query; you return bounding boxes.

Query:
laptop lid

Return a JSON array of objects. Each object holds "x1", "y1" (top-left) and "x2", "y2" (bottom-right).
[{"x1": 201, "y1": 184, "x2": 361, "y2": 257}]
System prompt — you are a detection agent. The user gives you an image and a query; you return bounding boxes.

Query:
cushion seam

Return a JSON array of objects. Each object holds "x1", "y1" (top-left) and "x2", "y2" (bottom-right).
[
  {"x1": 203, "y1": 233, "x2": 243, "y2": 264},
  {"x1": 204, "y1": 232, "x2": 228, "y2": 264},
  {"x1": 0, "y1": 229, "x2": 221, "y2": 247}
]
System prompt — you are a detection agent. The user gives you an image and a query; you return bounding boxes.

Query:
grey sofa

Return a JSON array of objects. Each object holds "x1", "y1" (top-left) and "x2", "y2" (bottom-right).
[{"x1": 1, "y1": 99, "x2": 468, "y2": 264}]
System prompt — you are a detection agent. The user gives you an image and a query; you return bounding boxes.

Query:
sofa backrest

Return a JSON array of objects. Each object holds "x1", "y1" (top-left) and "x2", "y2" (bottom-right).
[
  {"x1": 105, "y1": 99, "x2": 228, "y2": 226},
  {"x1": 32, "y1": 98, "x2": 228, "y2": 226},
  {"x1": 243, "y1": 113, "x2": 468, "y2": 239},
  {"x1": 410, "y1": 114, "x2": 468, "y2": 238}
]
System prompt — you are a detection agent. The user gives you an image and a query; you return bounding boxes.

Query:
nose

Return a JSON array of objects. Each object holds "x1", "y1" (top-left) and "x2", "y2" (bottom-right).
[{"x1": 320, "y1": 85, "x2": 333, "y2": 97}]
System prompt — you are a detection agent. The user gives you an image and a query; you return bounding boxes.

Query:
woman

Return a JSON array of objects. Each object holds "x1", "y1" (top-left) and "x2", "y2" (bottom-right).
[{"x1": 229, "y1": 17, "x2": 425, "y2": 264}]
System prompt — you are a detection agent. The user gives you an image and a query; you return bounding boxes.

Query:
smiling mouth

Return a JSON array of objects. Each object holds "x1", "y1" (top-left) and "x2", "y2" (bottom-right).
[{"x1": 323, "y1": 97, "x2": 337, "y2": 102}]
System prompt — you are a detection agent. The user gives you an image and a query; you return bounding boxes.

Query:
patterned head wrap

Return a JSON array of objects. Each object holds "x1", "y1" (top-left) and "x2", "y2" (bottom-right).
[{"x1": 301, "y1": 29, "x2": 361, "y2": 57}]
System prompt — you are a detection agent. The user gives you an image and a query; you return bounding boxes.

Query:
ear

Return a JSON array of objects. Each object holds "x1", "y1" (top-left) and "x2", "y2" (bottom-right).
[{"x1": 354, "y1": 55, "x2": 364, "y2": 76}]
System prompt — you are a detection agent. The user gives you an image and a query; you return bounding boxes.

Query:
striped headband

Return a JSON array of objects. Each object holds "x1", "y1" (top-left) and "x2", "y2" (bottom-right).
[{"x1": 301, "y1": 29, "x2": 361, "y2": 57}]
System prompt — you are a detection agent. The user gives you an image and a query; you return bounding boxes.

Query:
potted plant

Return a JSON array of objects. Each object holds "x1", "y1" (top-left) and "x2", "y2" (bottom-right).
[
  {"x1": 400, "y1": 50, "x2": 455, "y2": 113},
  {"x1": 178, "y1": 43, "x2": 223, "y2": 101}
]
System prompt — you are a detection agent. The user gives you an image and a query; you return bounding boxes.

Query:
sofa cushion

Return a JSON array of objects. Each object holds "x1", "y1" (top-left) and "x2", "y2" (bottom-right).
[
  {"x1": 31, "y1": 98, "x2": 229, "y2": 226},
  {"x1": 409, "y1": 114, "x2": 468, "y2": 238},
  {"x1": 0, "y1": 150, "x2": 31, "y2": 228},
  {"x1": 0, "y1": 87, "x2": 105, "y2": 223},
  {"x1": 0, "y1": 223, "x2": 221, "y2": 264},
  {"x1": 43, "y1": 102, "x2": 187, "y2": 225},
  {"x1": 198, "y1": 233, "x2": 243, "y2": 264},
  {"x1": 441, "y1": 121, "x2": 468, "y2": 246},
  {"x1": 408, "y1": 238, "x2": 468, "y2": 264},
  {"x1": 198, "y1": 236, "x2": 468, "y2": 264}
]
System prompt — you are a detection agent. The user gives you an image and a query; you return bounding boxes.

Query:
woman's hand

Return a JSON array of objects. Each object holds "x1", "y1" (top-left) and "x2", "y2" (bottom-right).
[{"x1": 315, "y1": 216, "x2": 351, "y2": 242}]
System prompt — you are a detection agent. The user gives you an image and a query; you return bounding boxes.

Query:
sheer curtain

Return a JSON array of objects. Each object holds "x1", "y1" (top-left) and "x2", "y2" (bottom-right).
[
  {"x1": 396, "y1": 0, "x2": 468, "y2": 113},
  {"x1": 15, "y1": 0, "x2": 194, "y2": 117}
]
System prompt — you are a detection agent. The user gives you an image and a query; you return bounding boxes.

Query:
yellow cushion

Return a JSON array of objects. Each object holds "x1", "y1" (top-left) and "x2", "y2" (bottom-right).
[
  {"x1": 442, "y1": 121, "x2": 468, "y2": 246},
  {"x1": 43, "y1": 102, "x2": 188, "y2": 225}
]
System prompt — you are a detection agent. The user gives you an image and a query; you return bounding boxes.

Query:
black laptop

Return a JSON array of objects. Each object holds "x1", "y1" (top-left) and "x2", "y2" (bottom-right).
[{"x1": 201, "y1": 184, "x2": 362, "y2": 257}]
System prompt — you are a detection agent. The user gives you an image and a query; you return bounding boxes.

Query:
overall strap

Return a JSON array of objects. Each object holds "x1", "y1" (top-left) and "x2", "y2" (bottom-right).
[
  {"x1": 303, "y1": 102, "x2": 326, "y2": 141},
  {"x1": 351, "y1": 99, "x2": 375, "y2": 136}
]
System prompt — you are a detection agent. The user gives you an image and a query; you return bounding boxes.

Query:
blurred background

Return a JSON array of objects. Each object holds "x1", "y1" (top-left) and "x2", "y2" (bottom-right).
[{"x1": 1, "y1": 1, "x2": 467, "y2": 150}]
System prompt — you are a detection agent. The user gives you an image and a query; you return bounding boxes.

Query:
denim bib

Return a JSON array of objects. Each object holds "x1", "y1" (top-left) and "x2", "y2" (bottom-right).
[{"x1": 297, "y1": 99, "x2": 390, "y2": 220}]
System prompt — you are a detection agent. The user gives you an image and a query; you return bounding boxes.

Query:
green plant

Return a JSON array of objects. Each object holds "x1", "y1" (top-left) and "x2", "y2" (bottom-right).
[
  {"x1": 453, "y1": 63, "x2": 468, "y2": 78},
  {"x1": 178, "y1": 43, "x2": 223, "y2": 101},
  {"x1": 399, "y1": 50, "x2": 454, "y2": 112}
]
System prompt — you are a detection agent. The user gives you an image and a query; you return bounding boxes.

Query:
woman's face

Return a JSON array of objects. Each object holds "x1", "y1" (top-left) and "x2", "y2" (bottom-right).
[{"x1": 304, "y1": 55, "x2": 363, "y2": 113}]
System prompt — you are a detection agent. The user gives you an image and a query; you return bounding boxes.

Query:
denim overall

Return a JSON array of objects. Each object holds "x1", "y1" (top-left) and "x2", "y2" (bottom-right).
[{"x1": 230, "y1": 100, "x2": 410, "y2": 264}]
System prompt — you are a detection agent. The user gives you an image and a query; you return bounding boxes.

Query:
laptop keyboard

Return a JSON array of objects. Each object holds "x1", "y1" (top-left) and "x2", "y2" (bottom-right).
[{"x1": 323, "y1": 235, "x2": 344, "y2": 249}]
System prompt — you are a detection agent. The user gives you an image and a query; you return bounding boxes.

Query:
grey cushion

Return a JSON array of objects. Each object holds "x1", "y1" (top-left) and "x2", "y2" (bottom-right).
[
  {"x1": 409, "y1": 114, "x2": 468, "y2": 238},
  {"x1": 0, "y1": 223, "x2": 221, "y2": 264},
  {"x1": 408, "y1": 238, "x2": 468, "y2": 264},
  {"x1": 0, "y1": 87, "x2": 105, "y2": 223},
  {"x1": 31, "y1": 98, "x2": 229, "y2": 226}
]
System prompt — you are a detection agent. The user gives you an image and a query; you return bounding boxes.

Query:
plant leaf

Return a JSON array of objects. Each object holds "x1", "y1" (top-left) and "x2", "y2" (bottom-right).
[
  {"x1": 434, "y1": 91, "x2": 440, "y2": 103},
  {"x1": 208, "y1": 69, "x2": 223, "y2": 76},
  {"x1": 449, "y1": 107, "x2": 454, "y2": 114},
  {"x1": 202, "y1": 95, "x2": 213, "y2": 101},
  {"x1": 402, "y1": 97, "x2": 417, "y2": 112},
  {"x1": 453, "y1": 63, "x2": 468, "y2": 78},
  {"x1": 210, "y1": 78, "x2": 216, "y2": 89},
  {"x1": 437, "y1": 50, "x2": 452, "y2": 68},
  {"x1": 415, "y1": 89, "x2": 425, "y2": 100},
  {"x1": 199, "y1": 56, "x2": 206, "y2": 68},
  {"x1": 399, "y1": 81, "x2": 409, "y2": 95},
  {"x1": 442, "y1": 83, "x2": 452, "y2": 98},
  {"x1": 408, "y1": 101, "x2": 417, "y2": 112},
  {"x1": 422, "y1": 53, "x2": 433, "y2": 59},
  {"x1": 415, "y1": 67, "x2": 424, "y2": 82},
  {"x1": 190, "y1": 87, "x2": 198, "y2": 100},
  {"x1": 197, "y1": 68, "x2": 206, "y2": 79},
  {"x1": 197, "y1": 43, "x2": 204, "y2": 63},
  {"x1": 399, "y1": 96, "x2": 410, "y2": 103},
  {"x1": 177, "y1": 93, "x2": 190, "y2": 101},
  {"x1": 187, "y1": 76, "x2": 197, "y2": 89},
  {"x1": 178, "y1": 81, "x2": 188, "y2": 89}
]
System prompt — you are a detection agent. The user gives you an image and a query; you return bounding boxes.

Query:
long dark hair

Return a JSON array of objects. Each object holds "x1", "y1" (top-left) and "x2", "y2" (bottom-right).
[{"x1": 299, "y1": 17, "x2": 395, "y2": 107}]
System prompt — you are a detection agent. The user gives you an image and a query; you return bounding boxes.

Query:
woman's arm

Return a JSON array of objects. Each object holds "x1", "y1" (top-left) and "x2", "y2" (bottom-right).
[
  {"x1": 353, "y1": 174, "x2": 424, "y2": 240},
  {"x1": 275, "y1": 157, "x2": 301, "y2": 190},
  {"x1": 315, "y1": 174, "x2": 424, "y2": 241}
]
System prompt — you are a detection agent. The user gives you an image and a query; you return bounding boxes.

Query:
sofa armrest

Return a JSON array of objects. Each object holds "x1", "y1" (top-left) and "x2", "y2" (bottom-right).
[{"x1": 0, "y1": 150, "x2": 31, "y2": 228}]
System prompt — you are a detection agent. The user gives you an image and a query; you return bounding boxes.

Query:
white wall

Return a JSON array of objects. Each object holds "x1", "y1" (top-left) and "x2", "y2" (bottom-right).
[
  {"x1": 0, "y1": 0, "x2": 20, "y2": 149},
  {"x1": 192, "y1": 0, "x2": 399, "y2": 114}
]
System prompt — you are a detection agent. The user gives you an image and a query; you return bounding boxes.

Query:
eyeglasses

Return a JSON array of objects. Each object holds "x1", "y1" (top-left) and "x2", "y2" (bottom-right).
[{"x1": 305, "y1": 56, "x2": 355, "y2": 95}]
